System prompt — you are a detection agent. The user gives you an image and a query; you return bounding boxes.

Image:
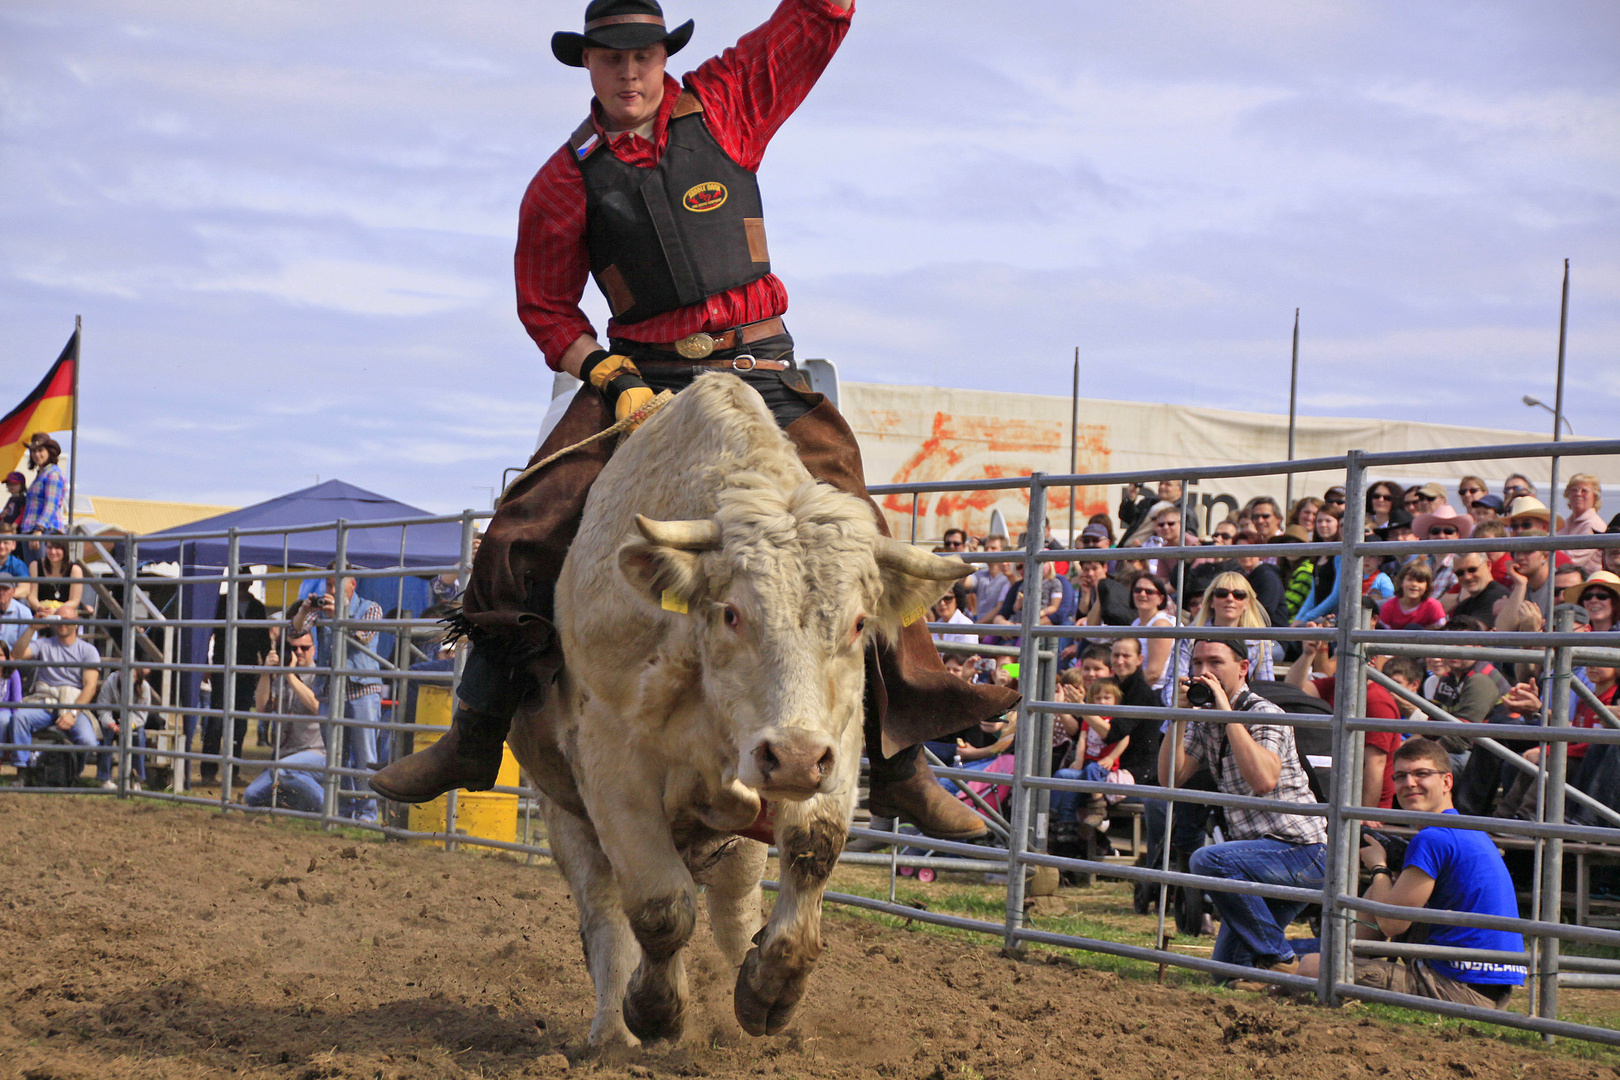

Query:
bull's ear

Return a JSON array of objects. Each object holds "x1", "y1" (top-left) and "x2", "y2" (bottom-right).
[
  {"x1": 619, "y1": 541, "x2": 708, "y2": 614},
  {"x1": 872, "y1": 538, "x2": 973, "y2": 635}
]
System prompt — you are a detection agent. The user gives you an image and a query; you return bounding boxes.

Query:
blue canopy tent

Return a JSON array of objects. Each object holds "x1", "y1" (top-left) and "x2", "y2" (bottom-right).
[{"x1": 139, "y1": 480, "x2": 467, "y2": 711}]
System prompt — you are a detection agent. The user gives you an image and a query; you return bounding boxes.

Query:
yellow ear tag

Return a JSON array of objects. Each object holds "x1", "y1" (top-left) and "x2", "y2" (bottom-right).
[
  {"x1": 661, "y1": 590, "x2": 689, "y2": 615},
  {"x1": 901, "y1": 603, "x2": 927, "y2": 626}
]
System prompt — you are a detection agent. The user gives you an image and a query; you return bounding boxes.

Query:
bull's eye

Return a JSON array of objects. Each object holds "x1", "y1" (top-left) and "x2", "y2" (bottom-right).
[{"x1": 722, "y1": 604, "x2": 741, "y2": 629}]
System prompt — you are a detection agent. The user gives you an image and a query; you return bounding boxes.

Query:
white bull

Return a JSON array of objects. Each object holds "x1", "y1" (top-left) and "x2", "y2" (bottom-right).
[{"x1": 506, "y1": 373, "x2": 968, "y2": 1050}]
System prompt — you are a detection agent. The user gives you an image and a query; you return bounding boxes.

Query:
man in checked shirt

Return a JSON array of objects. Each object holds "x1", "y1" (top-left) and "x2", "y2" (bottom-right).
[
  {"x1": 1159, "y1": 639, "x2": 1329, "y2": 991},
  {"x1": 373, "y1": 0, "x2": 1018, "y2": 842}
]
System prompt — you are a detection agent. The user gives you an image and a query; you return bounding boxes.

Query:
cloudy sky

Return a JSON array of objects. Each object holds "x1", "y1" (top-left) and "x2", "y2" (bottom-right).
[{"x1": 3, "y1": 0, "x2": 1616, "y2": 514}]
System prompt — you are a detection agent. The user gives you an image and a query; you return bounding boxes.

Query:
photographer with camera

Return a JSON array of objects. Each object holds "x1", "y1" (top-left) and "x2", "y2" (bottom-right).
[
  {"x1": 1297, "y1": 738, "x2": 1525, "y2": 1008},
  {"x1": 1160, "y1": 638, "x2": 1326, "y2": 990}
]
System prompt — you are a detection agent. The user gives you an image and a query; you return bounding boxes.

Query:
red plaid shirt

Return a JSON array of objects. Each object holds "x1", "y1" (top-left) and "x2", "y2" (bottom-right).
[{"x1": 515, "y1": 0, "x2": 854, "y2": 369}]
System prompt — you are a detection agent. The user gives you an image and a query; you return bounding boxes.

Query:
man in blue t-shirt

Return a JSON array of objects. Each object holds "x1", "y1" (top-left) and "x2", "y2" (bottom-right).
[{"x1": 1299, "y1": 737, "x2": 1525, "y2": 1008}]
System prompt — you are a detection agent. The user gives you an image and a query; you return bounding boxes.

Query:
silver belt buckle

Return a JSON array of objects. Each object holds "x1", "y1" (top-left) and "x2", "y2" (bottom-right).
[
  {"x1": 731, "y1": 353, "x2": 757, "y2": 372},
  {"x1": 675, "y1": 332, "x2": 715, "y2": 360}
]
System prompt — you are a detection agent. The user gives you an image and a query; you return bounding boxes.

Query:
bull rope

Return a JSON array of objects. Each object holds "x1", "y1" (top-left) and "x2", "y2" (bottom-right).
[{"x1": 497, "y1": 389, "x2": 675, "y2": 507}]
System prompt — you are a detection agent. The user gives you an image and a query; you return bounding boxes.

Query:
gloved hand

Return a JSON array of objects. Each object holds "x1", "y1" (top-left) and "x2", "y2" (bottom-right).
[{"x1": 580, "y1": 351, "x2": 656, "y2": 428}]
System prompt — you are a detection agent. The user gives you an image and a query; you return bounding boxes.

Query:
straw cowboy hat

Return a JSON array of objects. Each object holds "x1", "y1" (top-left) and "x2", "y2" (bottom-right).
[
  {"x1": 552, "y1": 0, "x2": 694, "y2": 67},
  {"x1": 1567, "y1": 570, "x2": 1620, "y2": 607},
  {"x1": 1505, "y1": 496, "x2": 1552, "y2": 524}
]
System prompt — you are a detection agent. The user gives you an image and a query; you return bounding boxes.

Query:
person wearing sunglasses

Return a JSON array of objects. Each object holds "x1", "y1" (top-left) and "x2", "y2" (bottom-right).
[
  {"x1": 1160, "y1": 571, "x2": 1274, "y2": 707},
  {"x1": 1501, "y1": 473, "x2": 1536, "y2": 502},
  {"x1": 1455, "y1": 475, "x2": 1488, "y2": 508},
  {"x1": 1438, "y1": 552, "x2": 1508, "y2": 624},
  {"x1": 243, "y1": 629, "x2": 328, "y2": 813},
  {"x1": 1125, "y1": 570, "x2": 1176, "y2": 692},
  {"x1": 1296, "y1": 738, "x2": 1525, "y2": 1009},
  {"x1": 1364, "y1": 480, "x2": 1408, "y2": 530}
]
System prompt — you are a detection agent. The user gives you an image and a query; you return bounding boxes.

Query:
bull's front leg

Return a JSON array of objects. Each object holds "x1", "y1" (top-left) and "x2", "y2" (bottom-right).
[
  {"x1": 578, "y1": 746, "x2": 698, "y2": 1046},
  {"x1": 733, "y1": 786, "x2": 852, "y2": 1036}
]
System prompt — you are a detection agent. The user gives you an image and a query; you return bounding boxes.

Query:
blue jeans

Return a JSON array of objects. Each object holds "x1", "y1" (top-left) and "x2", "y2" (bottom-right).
[
  {"x1": 11, "y1": 707, "x2": 97, "y2": 766},
  {"x1": 1189, "y1": 838, "x2": 1327, "y2": 971},
  {"x1": 95, "y1": 725, "x2": 147, "y2": 783},
  {"x1": 341, "y1": 693, "x2": 382, "y2": 821},
  {"x1": 1051, "y1": 763, "x2": 1114, "y2": 823},
  {"x1": 243, "y1": 750, "x2": 327, "y2": 813}
]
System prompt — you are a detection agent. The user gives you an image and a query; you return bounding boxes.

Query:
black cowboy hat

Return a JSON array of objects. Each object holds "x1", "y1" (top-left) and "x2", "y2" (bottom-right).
[{"x1": 552, "y1": 0, "x2": 694, "y2": 68}]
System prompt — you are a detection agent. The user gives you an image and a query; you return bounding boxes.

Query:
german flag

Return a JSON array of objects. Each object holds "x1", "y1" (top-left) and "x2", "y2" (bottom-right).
[{"x1": 1, "y1": 330, "x2": 77, "y2": 475}]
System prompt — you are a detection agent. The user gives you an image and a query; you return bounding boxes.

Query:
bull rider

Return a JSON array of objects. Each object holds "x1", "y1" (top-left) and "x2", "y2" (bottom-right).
[{"x1": 371, "y1": 0, "x2": 1019, "y2": 841}]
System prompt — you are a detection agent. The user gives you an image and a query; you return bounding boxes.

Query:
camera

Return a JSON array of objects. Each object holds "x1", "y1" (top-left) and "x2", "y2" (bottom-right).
[
  {"x1": 975, "y1": 658, "x2": 995, "y2": 673},
  {"x1": 1186, "y1": 680, "x2": 1217, "y2": 708}
]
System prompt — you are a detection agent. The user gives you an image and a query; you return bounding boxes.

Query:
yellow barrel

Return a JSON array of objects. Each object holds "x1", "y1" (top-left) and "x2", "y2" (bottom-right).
[{"x1": 406, "y1": 684, "x2": 521, "y2": 849}]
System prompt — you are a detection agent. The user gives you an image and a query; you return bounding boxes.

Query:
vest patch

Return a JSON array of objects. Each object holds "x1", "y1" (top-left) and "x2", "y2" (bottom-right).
[{"x1": 682, "y1": 181, "x2": 728, "y2": 213}]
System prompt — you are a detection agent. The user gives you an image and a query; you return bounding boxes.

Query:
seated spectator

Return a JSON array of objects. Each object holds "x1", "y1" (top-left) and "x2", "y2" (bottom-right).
[
  {"x1": 26, "y1": 536, "x2": 84, "y2": 615},
  {"x1": 1455, "y1": 476, "x2": 1488, "y2": 513},
  {"x1": 1402, "y1": 485, "x2": 1424, "y2": 517},
  {"x1": 1379, "y1": 563, "x2": 1447, "y2": 630},
  {"x1": 1469, "y1": 493, "x2": 1504, "y2": 526},
  {"x1": 93, "y1": 665, "x2": 155, "y2": 790},
  {"x1": 1322, "y1": 485, "x2": 1348, "y2": 516},
  {"x1": 1298, "y1": 739, "x2": 1526, "y2": 1009},
  {"x1": 1162, "y1": 571, "x2": 1274, "y2": 706},
  {"x1": 1494, "y1": 662, "x2": 1617, "y2": 821},
  {"x1": 1, "y1": 471, "x2": 25, "y2": 534},
  {"x1": 1468, "y1": 518, "x2": 1513, "y2": 588},
  {"x1": 1365, "y1": 480, "x2": 1408, "y2": 532},
  {"x1": 242, "y1": 628, "x2": 328, "y2": 813},
  {"x1": 1574, "y1": 572, "x2": 1619, "y2": 634},
  {"x1": 1126, "y1": 570, "x2": 1177, "y2": 693},
  {"x1": 1505, "y1": 496, "x2": 1551, "y2": 536},
  {"x1": 1140, "y1": 503, "x2": 1195, "y2": 579},
  {"x1": 1427, "y1": 616, "x2": 1514, "y2": 816},
  {"x1": 0, "y1": 573, "x2": 29, "y2": 650},
  {"x1": 1411, "y1": 482, "x2": 1450, "y2": 518},
  {"x1": 1502, "y1": 474, "x2": 1536, "y2": 502},
  {"x1": 1555, "y1": 472, "x2": 1607, "y2": 573},
  {"x1": 962, "y1": 534, "x2": 1010, "y2": 621},
  {"x1": 0, "y1": 535, "x2": 29, "y2": 586},
  {"x1": 1244, "y1": 497, "x2": 1283, "y2": 539},
  {"x1": 1232, "y1": 532, "x2": 1288, "y2": 628},
  {"x1": 1209, "y1": 518, "x2": 1239, "y2": 545},
  {"x1": 1061, "y1": 542, "x2": 1132, "y2": 665},
  {"x1": 1119, "y1": 480, "x2": 1182, "y2": 541},
  {"x1": 1287, "y1": 497, "x2": 1323, "y2": 537},
  {"x1": 0, "y1": 639, "x2": 21, "y2": 765},
  {"x1": 7, "y1": 603, "x2": 101, "y2": 773},
  {"x1": 1440, "y1": 551, "x2": 1508, "y2": 624},
  {"x1": 1495, "y1": 532, "x2": 1553, "y2": 633},
  {"x1": 1285, "y1": 641, "x2": 1403, "y2": 814},
  {"x1": 929, "y1": 582, "x2": 976, "y2": 644},
  {"x1": 1165, "y1": 640, "x2": 1327, "y2": 988}
]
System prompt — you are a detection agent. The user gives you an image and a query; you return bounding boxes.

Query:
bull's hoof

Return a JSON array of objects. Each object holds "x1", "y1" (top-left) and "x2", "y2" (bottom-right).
[
  {"x1": 623, "y1": 965, "x2": 686, "y2": 1044},
  {"x1": 733, "y1": 946, "x2": 810, "y2": 1037}
]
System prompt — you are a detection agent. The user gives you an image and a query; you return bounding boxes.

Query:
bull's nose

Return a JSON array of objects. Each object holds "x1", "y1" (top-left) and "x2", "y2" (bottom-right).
[{"x1": 752, "y1": 734, "x2": 836, "y2": 794}]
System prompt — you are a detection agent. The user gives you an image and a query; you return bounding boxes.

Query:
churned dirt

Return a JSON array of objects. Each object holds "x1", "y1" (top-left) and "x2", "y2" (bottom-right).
[{"x1": 0, "y1": 794, "x2": 1611, "y2": 1080}]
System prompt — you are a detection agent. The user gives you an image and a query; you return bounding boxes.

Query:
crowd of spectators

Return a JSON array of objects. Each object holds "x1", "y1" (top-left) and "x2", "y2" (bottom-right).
[{"x1": 924, "y1": 470, "x2": 1617, "y2": 1004}]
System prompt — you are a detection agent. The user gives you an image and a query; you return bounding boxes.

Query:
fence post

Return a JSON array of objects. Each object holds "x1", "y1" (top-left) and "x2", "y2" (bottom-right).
[
  {"x1": 220, "y1": 530, "x2": 240, "y2": 809},
  {"x1": 322, "y1": 521, "x2": 350, "y2": 826},
  {"x1": 1321, "y1": 449, "x2": 1367, "y2": 1005},
  {"x1": 1539, "y1": 606, "x2": 1575, "y2": 1039},
  {"x1": 1003, "y1": 472, "x2": 1046, "y2": 950},
  {"x1": 116, "y1": 535, "x2": 139, "y2": 798}
]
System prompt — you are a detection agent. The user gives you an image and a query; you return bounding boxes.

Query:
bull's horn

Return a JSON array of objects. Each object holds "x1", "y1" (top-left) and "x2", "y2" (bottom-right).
[
  {"x1": 874, "y1": 537, "x2": 974, "y2": 581},
  {"x1": 635, "y1": 514, "x2": 722, "y2": 550}
]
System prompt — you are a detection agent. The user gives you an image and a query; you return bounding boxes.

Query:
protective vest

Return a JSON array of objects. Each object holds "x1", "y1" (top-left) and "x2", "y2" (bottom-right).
[{"x1": 571, "y1": 90, "x2": 771, "y2": 325}]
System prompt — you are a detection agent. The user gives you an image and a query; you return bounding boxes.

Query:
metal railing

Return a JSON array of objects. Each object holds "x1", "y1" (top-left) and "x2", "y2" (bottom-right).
[
  {"x1": 856, "y1": 437, "x2": 1620, "y2": 1047},
  {"x1": 3, "y1": 436, "x2": 1619, "y2": 1045}
]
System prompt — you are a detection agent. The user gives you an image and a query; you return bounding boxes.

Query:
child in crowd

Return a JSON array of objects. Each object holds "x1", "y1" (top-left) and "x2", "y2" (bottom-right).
[
  {"x1": 1361, "y1": 554, "x2": 1396, "y2": 605},
  {"x1": 1379, "y1": 563, "x2": 1447, "y2": 630}
]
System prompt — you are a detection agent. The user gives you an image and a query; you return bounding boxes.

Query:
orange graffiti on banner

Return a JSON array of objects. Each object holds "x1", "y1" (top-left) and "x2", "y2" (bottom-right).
[{"x1": 874, "y1": 411, "x2": 1112, "y2": 539}]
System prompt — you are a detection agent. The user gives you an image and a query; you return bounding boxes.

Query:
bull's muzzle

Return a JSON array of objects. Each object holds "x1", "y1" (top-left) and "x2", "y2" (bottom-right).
[{"x1": 746, "y1": 730, "x2": 837, "y2": 800}]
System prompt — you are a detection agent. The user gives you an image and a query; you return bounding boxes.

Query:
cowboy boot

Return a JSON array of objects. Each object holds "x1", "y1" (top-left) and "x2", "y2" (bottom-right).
[
  {"x1": 867, "y1": 745, "x2": 990, "y2": 842},
  {"x1": 370, "y1": 644, "x2": 541, "y2": 804}
]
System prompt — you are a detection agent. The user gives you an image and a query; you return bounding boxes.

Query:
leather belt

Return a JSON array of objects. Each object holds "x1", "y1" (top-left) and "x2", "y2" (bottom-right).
[{"x1": 640, "y1": 317, "x2": 787, "y2": 362}]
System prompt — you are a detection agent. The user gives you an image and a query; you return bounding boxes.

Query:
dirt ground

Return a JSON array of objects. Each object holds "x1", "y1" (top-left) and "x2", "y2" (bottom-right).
[{"x1": 0, "y1": 794, "x2": 1613, "y2": 1080}]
